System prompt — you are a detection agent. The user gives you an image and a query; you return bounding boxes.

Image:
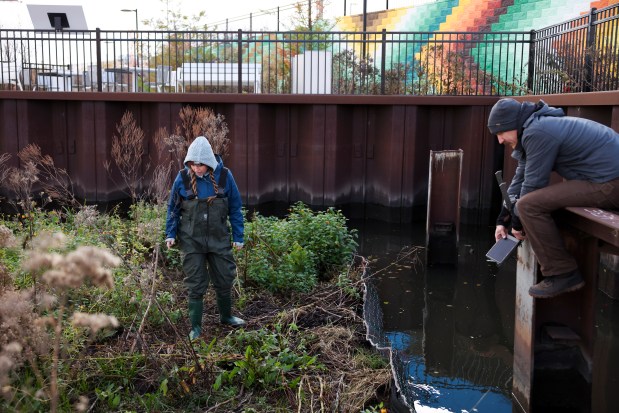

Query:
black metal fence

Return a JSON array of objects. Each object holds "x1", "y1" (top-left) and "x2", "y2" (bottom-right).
[
  {"x1": 0, "y1": 4, "x2": 617, "y2": 95},
  {"x1": 530, "y1": 4, "x2": 619, "y2": 94}
]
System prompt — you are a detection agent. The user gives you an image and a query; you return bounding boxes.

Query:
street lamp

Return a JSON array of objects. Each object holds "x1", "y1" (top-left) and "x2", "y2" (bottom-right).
[{"x1": 121, "y1": 9, "x2": 139, "y2": 67}]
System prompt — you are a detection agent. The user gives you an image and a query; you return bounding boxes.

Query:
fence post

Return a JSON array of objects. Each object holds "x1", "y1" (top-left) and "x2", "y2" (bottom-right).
[
  {"x1": 237, "y1": 29, "x2": 243, "y2": 93},
  {"x1": 381, "y1": 29, "x2": 386, "y2": 95},
  {"x1": 95, "y1": 28, "x2": 102, "y2": 92},
  {"x1": 527, "y1": 30, "x2": 536, "y2": 94},
  {"x1": 584, "y1": 7, "x2": 597, "y2": 93}
]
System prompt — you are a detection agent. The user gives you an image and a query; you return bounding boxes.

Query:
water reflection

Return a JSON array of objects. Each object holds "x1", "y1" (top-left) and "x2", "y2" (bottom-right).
[{"x1": 353, "y1": 220, "x2": 517, "y2": 412}]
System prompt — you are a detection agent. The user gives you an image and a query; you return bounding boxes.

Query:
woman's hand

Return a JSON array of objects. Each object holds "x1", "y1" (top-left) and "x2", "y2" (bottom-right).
[{"x1": 495, "y1": 225, "x2": 508, "y2": 241}]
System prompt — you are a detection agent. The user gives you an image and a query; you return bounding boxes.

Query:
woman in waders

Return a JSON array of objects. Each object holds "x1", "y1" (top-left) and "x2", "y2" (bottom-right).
[{"x1": 165, "y1": 136, "x2": 245, "y2": 340}]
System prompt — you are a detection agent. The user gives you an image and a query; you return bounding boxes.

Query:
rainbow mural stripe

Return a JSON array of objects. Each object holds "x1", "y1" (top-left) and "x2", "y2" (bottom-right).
[
  {"x1": 336, "y1": 0, "x2": 619, "y2": 34},
  {"x1": 334, "y1": 0, "x2": 618, "y2": 93}
]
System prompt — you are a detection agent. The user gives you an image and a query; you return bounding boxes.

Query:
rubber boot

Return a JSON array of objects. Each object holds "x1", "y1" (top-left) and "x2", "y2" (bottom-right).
[
  {"x1": 216, "y1": 294, "x2": 245, "y2": 326},
  {"x1": 188, "y1": 299, "x2": 203, "y2": 340}
]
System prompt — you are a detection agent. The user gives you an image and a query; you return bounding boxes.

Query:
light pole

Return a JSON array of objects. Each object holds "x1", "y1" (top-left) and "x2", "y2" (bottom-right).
[{"x1": 121, "y1": 9, "x2": 139, "y2": 67}]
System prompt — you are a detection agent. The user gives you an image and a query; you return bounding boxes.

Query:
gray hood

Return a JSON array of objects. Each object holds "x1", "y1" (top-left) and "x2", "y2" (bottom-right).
[{"x1": 184, "y1": 136, "x2": 218, "y2": 170}]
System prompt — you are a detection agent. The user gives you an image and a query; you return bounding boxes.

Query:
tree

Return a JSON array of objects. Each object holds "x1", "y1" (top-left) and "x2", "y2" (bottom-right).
[{"x1": 142, "y1": 0, "x2": 211, "y2": 72}]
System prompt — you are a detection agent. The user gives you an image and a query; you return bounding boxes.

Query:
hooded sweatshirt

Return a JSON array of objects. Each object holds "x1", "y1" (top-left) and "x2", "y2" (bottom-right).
[
  {"x1": 507, "y1": 100, "x2": 619, "y2": 199},
  {"x1": 165, "y1": 136, "x2": 244, "y2": 243}
]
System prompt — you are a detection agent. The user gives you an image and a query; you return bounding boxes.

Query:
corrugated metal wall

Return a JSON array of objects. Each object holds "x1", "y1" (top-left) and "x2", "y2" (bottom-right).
[{"x1": 1, "y1": 92, "x2": 617, "y2": 224}]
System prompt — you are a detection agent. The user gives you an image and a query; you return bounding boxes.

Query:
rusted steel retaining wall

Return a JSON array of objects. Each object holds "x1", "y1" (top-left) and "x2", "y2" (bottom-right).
[{"x1": 1, "y1": 91, "x2": 617, "y2": 224}]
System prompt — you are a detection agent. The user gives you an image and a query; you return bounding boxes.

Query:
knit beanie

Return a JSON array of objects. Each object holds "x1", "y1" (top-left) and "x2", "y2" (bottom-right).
[
  {"x1": 487, "y1": 98, "x2": 522, "y2": 135},
  {"x1": 184, "y1": 136, "x2": 218, "y2": 170}
]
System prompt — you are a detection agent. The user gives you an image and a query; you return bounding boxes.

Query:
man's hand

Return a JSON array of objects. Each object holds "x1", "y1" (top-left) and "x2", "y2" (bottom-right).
[
  {"x1": 166, "y1": 238, "x2": 175, "y2": 249},
  {"x1": 511, "y1": 229, "x2": 526, "y2": 241},
  {"x1": 495, "y1": 225, "x2": 508, "y2": 241}
]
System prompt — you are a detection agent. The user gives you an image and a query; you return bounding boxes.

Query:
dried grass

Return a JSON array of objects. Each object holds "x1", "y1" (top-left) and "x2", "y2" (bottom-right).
[
  {"x1": 177, "y1": 106, "x2": 230, "y2": 157},
  {"x1": 18, "y1": 144, "x2": 79, "y2": 208},
  {"x1": 0, "y1": 288, "x2": 50, "y2": 402},
  {"x1": 6, "y1": 232, "x2": 123, "y2": 413},
  {"x1": 0, "y1": 226, "x2": 16, "y2": 248},
  {"x1": 73, "y1": 205, "x2": 101, "y2": 229},
  {"x1": 105, "y1": 111, "x2": 150, "y2": 201},
  {"x1": 4, "y1": 148, "x2": 39, "y2": 214},
  {"x1": 145, "y1": 162, "x2": 174, "y2": 206},
  {"x1": 0, "y1": 153, "x2": 10, "y2": 200}
]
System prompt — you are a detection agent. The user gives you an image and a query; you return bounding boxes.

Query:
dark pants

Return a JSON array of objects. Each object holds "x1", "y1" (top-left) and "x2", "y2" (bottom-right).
[
  {"x1": 517, "y1": 178, "x2": 619, "y2": 276},
  {"x1": 183, "y1": 250, "x2": 236, "y2": 300}
]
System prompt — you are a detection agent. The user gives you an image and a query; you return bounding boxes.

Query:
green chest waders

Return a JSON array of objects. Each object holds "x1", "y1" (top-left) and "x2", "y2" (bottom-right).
[{"x1": 178, "y1": 169, "x2": 245, "y2": 339}]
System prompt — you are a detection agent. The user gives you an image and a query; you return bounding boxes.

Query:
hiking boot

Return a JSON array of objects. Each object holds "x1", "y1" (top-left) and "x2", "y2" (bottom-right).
[{"x1": 528, "y1": 270, "x2": 585, "y2": 299}]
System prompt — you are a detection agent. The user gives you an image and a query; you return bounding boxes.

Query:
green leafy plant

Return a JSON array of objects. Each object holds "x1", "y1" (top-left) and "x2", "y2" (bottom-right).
[
  {"x1": 238, "y1": 203, "x2": 357, "y2": 294},
  {"x1": 214, "y1": 325, "x2": 322, "y2": 391}
]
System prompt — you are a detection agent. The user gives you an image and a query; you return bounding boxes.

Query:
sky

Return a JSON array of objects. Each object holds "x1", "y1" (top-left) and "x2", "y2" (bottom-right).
[{"x1": 0, "y1": 0, "x2": 418, "y2": 31}]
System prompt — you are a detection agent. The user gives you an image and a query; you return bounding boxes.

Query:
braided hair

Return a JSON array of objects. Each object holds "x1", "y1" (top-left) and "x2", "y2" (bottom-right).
[
  {"x1": 207, "y1": 168, "x2": 219, "y2": 204},
  {"x1": 189, "y1": 169, "x2": 198, "y2": 197},
  {"x1": 188, "y1": 165, "x2": 222, "y2": 203}
]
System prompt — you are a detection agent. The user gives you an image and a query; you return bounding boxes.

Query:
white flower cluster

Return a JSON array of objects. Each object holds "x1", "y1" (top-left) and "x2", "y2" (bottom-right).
[
  {"x1": 71, "y1": 312, "x2": 119, "y2": 334},
  {"x1": 23, "y1": 232, "x2": 121, "y2": 290}
]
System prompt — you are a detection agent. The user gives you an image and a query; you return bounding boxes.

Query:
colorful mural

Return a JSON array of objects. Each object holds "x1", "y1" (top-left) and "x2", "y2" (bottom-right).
[
  {"x1": 334, "y1": 0, "x2": 619, "y2": 94},
  {"x1": 191, "y1": 0, "x2": 617, "y2": 94},
  {"x1": 336, "y1": 0, "x2": 619, "y2": 34}
]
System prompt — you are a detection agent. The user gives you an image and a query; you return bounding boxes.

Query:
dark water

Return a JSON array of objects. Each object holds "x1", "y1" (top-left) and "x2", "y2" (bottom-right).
[{"x1": 352, "y1": 219, "x2": 517, "y2": 413}]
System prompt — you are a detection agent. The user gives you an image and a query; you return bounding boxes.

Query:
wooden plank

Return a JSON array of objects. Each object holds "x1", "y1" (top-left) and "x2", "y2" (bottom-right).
[
  {"x1": 512, "y1": 240, "x2": 537, "y2": 413},
  {"x1": 562, "y1": 207, "x2": 619, "y2": 249}
]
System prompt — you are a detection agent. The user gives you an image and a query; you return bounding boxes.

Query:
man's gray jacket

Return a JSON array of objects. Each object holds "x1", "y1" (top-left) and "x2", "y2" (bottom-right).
[{"x1": 508, "y1": 101, "x2": 619, "y2": 199}]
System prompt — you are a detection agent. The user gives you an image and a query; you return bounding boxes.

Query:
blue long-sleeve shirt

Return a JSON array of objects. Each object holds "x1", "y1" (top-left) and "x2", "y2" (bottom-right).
[{"x1": 165, "y1": 162, "x2": 244, "y2": 244}]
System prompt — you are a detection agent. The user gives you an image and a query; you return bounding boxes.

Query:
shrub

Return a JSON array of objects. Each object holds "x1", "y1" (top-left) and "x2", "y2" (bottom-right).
[{"x1": 238, "y1": 203, "x2": 358, "y2": 294}]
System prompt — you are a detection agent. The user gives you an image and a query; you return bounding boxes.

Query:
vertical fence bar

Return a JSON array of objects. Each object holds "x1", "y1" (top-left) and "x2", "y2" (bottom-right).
[
  {"x1": 95, "y1": 28, "x2": 102, "y2": 92},
  {"x1": 380, "y1": 29, "x2": 386, "y2": 94},
  {"x1": 237, "y1": 29, "x2": 242, "y2": 93},
  {"x1": 585, "y1": 8, "x2": 598, "y2": 92},
  {"x1": 527, "y1": 30, "x2": 536, "y2": 93}
]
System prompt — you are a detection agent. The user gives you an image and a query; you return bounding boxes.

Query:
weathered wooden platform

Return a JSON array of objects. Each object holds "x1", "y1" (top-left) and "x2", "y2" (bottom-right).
[{"x1": 513, "y1": 207, "x2": 619, "y2": 412}]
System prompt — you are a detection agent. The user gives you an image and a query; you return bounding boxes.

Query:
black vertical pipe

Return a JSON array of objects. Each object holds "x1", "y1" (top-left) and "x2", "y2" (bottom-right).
[
  {"x1": 237, "y1": 29, "x2": 243, "y2": 93},
  {"x1": 308, "y1": 0, "x2": 312, "y2": 31},
  {"x1": 344, "y1": 0, "x2": 347, "y2": 16},
  {"x1": 277, "y1": 7, "x2": 280, "y2": 32}
]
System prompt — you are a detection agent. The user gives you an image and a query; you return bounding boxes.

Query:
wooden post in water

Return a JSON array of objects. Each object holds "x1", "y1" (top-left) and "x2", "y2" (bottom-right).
[
  {"x1": 512, "y1": 240, "x2": 536, "y2": 412},
  {"x1": 425, "y1": 149, "x2": 463, "y2": 266}
]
